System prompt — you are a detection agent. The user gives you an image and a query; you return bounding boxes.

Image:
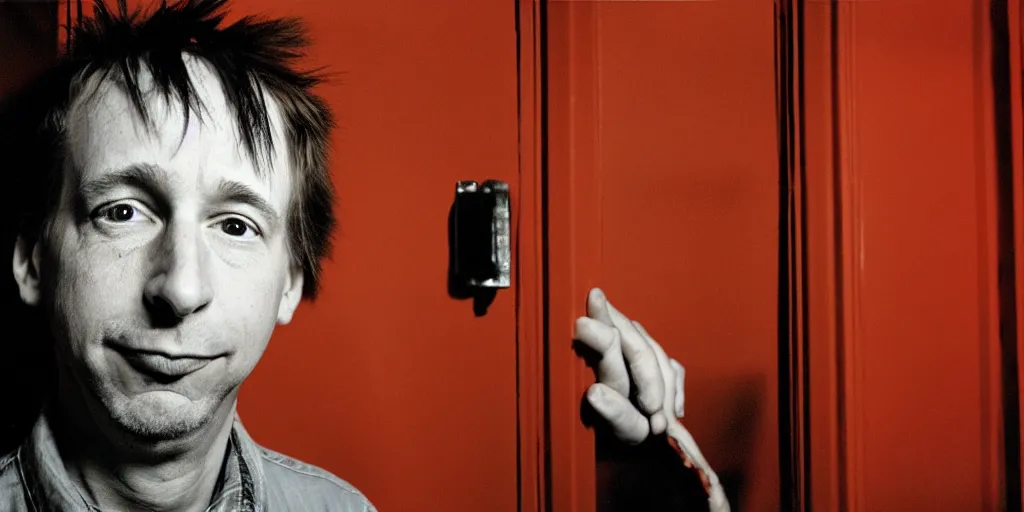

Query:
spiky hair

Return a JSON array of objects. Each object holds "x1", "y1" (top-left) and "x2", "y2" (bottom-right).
[{"x1": 21, "y1": 0, "x2": 336, "y2": 299}]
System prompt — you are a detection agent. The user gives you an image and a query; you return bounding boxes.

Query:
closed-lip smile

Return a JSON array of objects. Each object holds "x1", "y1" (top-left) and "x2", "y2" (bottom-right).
[{"x1": 112, "y1": 346, "x2": 219, "y2": 379}]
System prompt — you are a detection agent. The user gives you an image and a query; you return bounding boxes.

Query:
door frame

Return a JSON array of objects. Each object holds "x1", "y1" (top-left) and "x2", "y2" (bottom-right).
[
  {"x1": 516, "y1": 1, "x2": 603, "y2": 511},
  {"x1": 531, "y1": 0, "x2": 605, "y2": 511},
  {"x1": 516, "y1": 0, "x2": 548, "y2": 511},
  {"x1": 778, "y1": 0, "x2": 1021, "y2": 510}
]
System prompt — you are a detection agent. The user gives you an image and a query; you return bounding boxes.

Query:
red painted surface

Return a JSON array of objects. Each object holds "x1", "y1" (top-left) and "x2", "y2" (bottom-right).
[
  {"x1": 22, "y1": 1, "x2": 1024, "y2": 511},
  {"x1": 1014, "y1": 0, "x2": 1024, "y2": 506},
  {"x1": 546, "y1": 2, "x2": 602, "y2": 511},
  {"x1": 800, "y1": 1, "x2": 1008, "y2": 510},
  {"x1": 546, "y1": 2, "x2": 779, "y2": 511},
  {"x1": 231, "y1": 2, "x2": 523, "y2": 510}
]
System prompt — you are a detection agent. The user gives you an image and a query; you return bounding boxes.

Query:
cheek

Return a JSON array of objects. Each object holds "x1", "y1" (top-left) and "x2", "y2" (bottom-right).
[
  {"x1": 214, "y1": 240, "x2": 290, "y2": 306},
  {"x1": 230, "y1": 280, "x2": 285, "y2": 333},
  {"x1": 209, "y1": 240, "x2": 262, "y2": 270},
  {"x1": 220, "y1": 300, "x2": 278, "y2": 380},
  {"x1": 46, "y1": 237, "x2": 142, "y2": 334},
  {"x1": 216, "y1": 268, "x2": 286, "y2": 346}
]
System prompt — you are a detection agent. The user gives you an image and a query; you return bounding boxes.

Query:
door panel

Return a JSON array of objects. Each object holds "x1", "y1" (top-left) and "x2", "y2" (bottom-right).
[
  {"x1": 546, "y1": 1, "x2": 780, "y2": 511},
  {"x1": 793, "y1": 1, "x2": 1009, "y2": 510},
  {"x1": 233, "y1": 1, "x2": 522, "y2": 510},
  {"x1": 593, "y1": 4, "x2": 780, "y2": 511}
]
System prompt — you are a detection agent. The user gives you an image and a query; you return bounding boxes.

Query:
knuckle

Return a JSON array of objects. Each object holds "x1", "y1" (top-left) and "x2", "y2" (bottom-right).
[
  {"x1": 609, "y1": 328, "x2": 622, "y2": 348},
  {"x1": 638, "y1": 354, "x2": 661, "y2": 378},
  {"x1": 640, "y1": 390, "x2": 662, "y2": 411}
]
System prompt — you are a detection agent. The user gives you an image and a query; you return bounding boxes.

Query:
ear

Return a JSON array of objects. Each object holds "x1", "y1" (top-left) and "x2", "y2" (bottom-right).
[
  {"x1": 12, "y1": 235, "x2": 43, "y2": 307},
  {"x1": 276, "y1": 262, "x2": 305, "y2": 325}
]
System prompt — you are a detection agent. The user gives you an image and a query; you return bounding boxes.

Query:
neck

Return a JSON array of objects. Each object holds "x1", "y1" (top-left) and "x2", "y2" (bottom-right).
[{"x1": 50, "y1": 381, "x2": 238, "y2": 512}]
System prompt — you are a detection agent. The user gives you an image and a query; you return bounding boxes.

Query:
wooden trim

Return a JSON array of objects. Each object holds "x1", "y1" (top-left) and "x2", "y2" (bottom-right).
[
  {"x1": 545, "y1": 1, "x2": 602, "y2": 511},
  {"x1": 987, "y1": 2, "x2": 1019, "y2": 509},
  {"x1": 57, "y1": 0, "x2": 80, "y2": 54},
  {"x1": 793, "y1": 2, "x2": 875, "y2": 509},
  {"x1": 1012, "y1": 0, "x2": 1024, "y2": 506},
  {"x1": 789, "y1": 1, "x2": 867, "y2": 510},
  {"x1": 782, "y1": 1, "x2": 844, "y2": 509},
  {"x1": 975, "y1": 0, "x2": 1013, "y2": 508},
  {"x1": 774, "y1": 0, "x2": 803, "y2": 509},
  {"x1": 790, "y1": 3, "x2": 885, "y2": 509},
  {"x1": 999, "y1": 0, "x2": 1024, "y2": 508},
  {"x1": 516, "y1": 1, "x2": 546, "y2": 511},
  {"x1": 791, "y1": 1, "x2": 1013, "y2": 510}
]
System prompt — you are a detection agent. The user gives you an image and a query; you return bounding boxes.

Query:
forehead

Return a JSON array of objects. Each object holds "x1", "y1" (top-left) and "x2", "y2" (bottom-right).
[{"x1": 63, "y1": 56, "x2": 292, "y2": 195}]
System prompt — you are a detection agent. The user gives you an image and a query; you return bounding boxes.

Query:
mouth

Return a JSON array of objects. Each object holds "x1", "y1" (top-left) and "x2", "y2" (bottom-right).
[{"x1": 111, "y1": 346, "x2": 220, "y2": 383}]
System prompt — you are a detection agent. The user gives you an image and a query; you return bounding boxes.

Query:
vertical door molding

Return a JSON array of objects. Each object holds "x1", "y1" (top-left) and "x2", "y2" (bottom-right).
[
  {"x1": 1002, "y1": 0, "x2": 1024, "y2": 507},
  {"x1": 517, "y1": 1, "x2": 547, "y2": 511},
  {"x1": 777, "y1": 1, "x2": 858, "y2": 509},
  {"x1": 784, "y1": 1, "x2": 1014, "y2": 510},
  {"x1": 545, "y1": 1, "x2": 603, "y2": 511}
]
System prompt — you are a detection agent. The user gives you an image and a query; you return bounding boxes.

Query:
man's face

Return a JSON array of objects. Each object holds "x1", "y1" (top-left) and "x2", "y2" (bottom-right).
[{"x1": 16, "y1": 58, "x2": 304, "y2": 441}]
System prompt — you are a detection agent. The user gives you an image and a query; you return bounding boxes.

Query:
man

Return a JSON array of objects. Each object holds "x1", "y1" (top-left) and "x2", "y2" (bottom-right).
[{"x1": 0, "y1": 1, "x2": 727, "y2": 511}]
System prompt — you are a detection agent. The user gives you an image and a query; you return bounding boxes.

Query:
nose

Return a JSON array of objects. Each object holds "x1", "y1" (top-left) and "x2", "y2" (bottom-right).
[{"x1": 144, "y1": 221, "x2": 213, "y2": 321}]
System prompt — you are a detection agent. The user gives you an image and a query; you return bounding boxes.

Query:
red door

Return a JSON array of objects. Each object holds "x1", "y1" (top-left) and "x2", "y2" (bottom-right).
[
  {"x1": 232, "y1": 1, "x2": 523, "y2": 511},
  {"x1": 793, "y1": 1, "x2": 1014, "y2": 510},
  {"x1": 545, "y1": 2, "x2": 780, "y2": 511}
]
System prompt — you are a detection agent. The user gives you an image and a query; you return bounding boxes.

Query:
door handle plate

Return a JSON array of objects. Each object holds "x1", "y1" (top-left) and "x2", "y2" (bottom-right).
[{"x1": 453, "y1": 180, "x2": 511, "y2": 289}]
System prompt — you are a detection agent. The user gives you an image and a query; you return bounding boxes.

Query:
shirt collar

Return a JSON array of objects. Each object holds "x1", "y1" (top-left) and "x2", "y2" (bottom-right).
[{"x1": 19, "y1": 411, "x2": 265, "y2": 512}]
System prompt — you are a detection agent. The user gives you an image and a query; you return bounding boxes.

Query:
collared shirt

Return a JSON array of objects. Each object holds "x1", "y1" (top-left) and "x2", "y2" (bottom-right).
[{"x1": 0, "y1": 413, "x2": 377, "y2": 511}]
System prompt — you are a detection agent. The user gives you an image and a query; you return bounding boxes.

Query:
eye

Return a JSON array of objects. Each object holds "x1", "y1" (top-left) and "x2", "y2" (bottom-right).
[
  {"x1": 96, "y1": 203, "x2": 144, "y2": 223},
  {"x1": 219, "y1": 217, "x2": 260, "y2": 239},
  {"x1": 103, "y1": 202, "x2": 137, "y2": 221},
  {"x1": 90, "y1": 201, "x2": 154, "y2": 234}
]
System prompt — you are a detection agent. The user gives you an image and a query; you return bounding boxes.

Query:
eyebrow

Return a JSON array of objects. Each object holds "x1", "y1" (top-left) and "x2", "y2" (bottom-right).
[
  {"x1": 78, "y1": 163, "x2": 282, "y2": 231},
  {"x1": 78, "y1": 162, "x2": 165, "y2": 200},
  {"x1": 212, "y1": 179, "x2": 282, "y2": 232}
]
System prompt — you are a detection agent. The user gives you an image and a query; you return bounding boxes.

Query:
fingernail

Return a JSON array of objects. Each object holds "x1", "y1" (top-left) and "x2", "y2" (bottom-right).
[
  {"x1": 588, "y1": 385, "x2": 604, "y2": 402},
  {"x1": 593, "y1": 288, "x2": 605, "y2": 302}
]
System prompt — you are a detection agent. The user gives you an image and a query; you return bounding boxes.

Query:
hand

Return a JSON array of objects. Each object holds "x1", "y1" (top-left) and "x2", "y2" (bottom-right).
[
  {"x1": 575, "y1": 287, "x2": 731, "y2": 512},
  {"x1": 574, "y1": 287, "x2": 685, "y2": 444}
]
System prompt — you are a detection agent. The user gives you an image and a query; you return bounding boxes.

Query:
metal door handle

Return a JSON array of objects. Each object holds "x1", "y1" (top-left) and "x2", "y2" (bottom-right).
[{"x1": 452, "y1": 180, "x2": 511, "y2": 289}]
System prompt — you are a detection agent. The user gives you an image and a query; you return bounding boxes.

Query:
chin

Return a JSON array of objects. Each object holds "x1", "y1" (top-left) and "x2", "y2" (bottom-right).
[{"x1": 105, "y1": 391, "x2": 216, "y2": 441}]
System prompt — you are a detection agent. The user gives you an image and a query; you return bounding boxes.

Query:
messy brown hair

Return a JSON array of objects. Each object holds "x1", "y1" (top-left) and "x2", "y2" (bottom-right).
[{"x1": 18, "y1": 0, "x2": 336, "y2": 299}]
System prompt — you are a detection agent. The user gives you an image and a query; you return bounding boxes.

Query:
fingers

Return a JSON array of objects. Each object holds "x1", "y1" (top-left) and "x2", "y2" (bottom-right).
[
  {"x1": 586, "y1": 383, "x2": 649, "y2": 445},
  {"x1": 634, "y1": 319, "x2": 686, "y2": 419},
  {"x1": 574, "y1": 316, "x2": 631, "y2": 397},
  {"x1": 603, "y1": 299, "x2": 665, "y2": 416},
  {"x1": 581, "y1": 287, "x2": 687, "y2": 444},
  {"x1": 633, "y1": 321, "x2": 671, "y2": 435},
  {"x1": 669, "y1": 358, "x2": 685, "y2": 418},
  {"x1": 587, "y1": 288, "x2": 616, "y2": 325}
]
